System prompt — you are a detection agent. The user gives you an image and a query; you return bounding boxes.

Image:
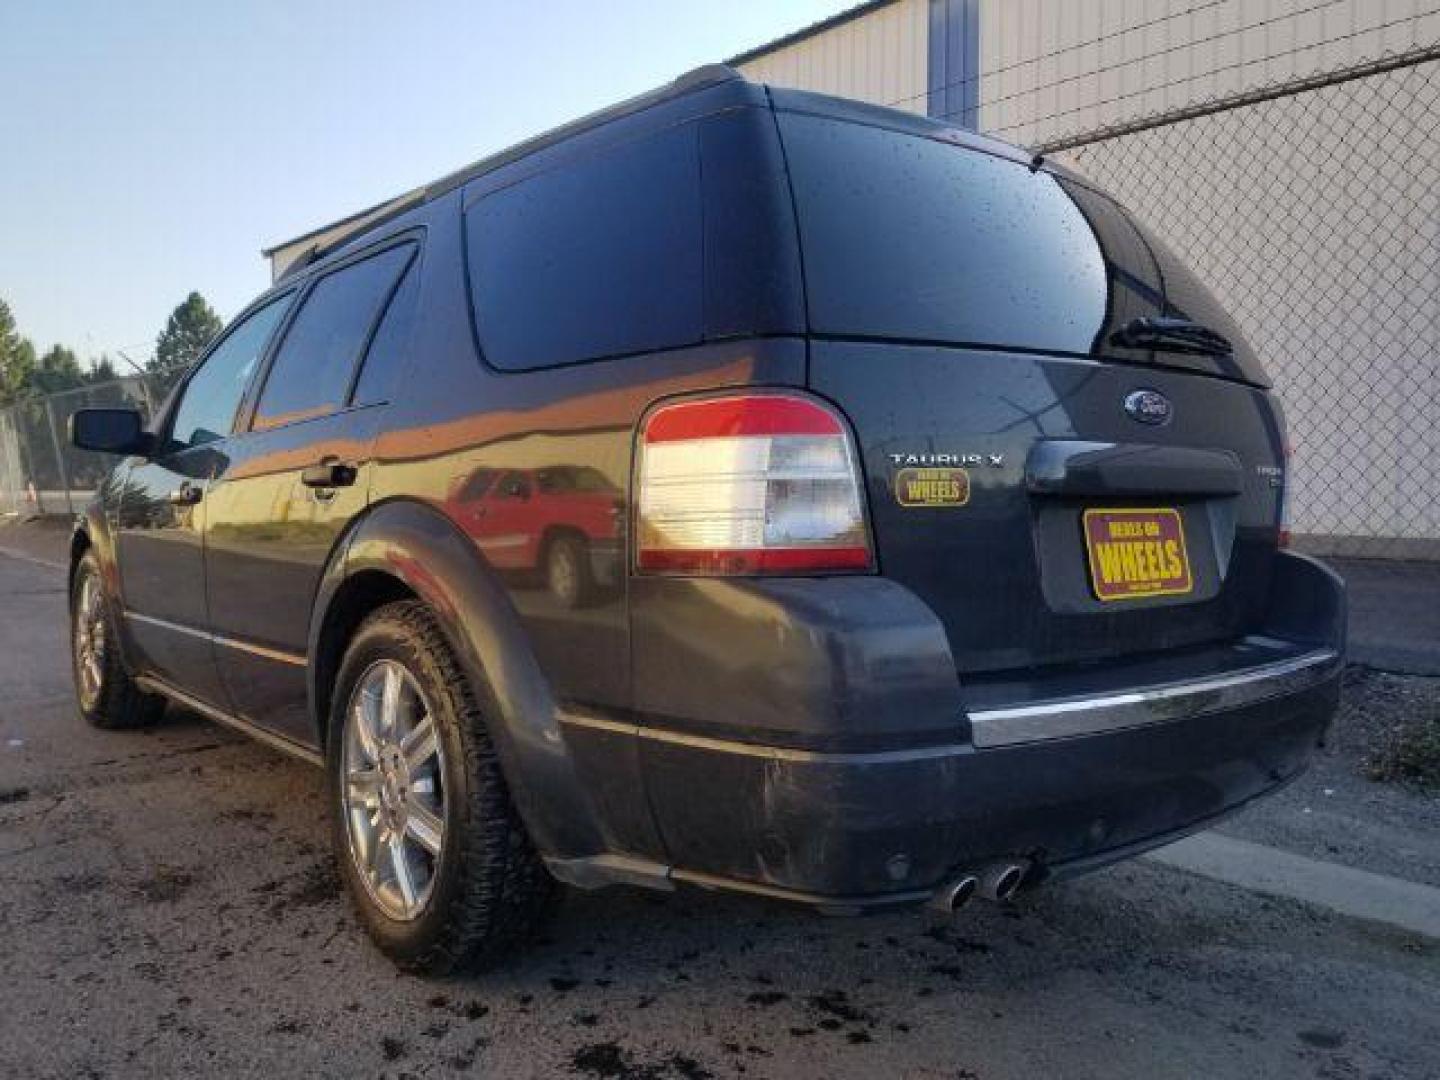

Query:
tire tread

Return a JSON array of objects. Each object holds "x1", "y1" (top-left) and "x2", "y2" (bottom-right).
[
  {"x1": 339, "y1": 600, "x2": 556, "y2": 973},
  {"x1": 72, "y1": 551, "x2": 165, "y2": 731}
]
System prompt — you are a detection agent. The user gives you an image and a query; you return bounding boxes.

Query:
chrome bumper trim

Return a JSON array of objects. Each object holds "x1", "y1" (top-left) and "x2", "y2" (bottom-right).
[{"x1": 967, "y1": 648, "x2": 1341, "y2": 749}]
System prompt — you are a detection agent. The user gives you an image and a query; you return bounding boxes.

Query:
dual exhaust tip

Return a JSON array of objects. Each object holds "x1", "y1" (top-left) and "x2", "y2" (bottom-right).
[{"x1": 928, "y1": 860, "x2": 1030, "y2": 914}]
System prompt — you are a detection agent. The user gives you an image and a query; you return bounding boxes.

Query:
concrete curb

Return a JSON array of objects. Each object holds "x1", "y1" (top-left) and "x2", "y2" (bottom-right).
[{"x1": 1147, "y1": 831, "x2": 1440, "y2": 939}]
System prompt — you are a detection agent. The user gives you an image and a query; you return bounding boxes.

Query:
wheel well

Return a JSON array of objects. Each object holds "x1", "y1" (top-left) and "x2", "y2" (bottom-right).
[
  {"x1": 540, "y1": 526, "x2": 586, "y2": 559},
  {"x1": 314, "y1": 570, "x2": 416, "y2": 747},
  {"x1": 68, "y1": 529, "x2": 92, "y2": 599}
]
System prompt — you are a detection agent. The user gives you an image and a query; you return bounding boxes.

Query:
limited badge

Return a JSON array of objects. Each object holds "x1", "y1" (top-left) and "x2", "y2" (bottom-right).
[{"x1": 895, "y1": 467, "x2": 970, "y2": 507}]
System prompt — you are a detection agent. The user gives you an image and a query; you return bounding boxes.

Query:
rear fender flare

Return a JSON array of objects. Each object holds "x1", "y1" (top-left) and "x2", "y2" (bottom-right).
[{"x1": 309, "y1": 498, "x2": 607, "y2": 861}]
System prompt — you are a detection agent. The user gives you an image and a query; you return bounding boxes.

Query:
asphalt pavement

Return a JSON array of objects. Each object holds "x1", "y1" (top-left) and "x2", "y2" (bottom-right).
[
  {"x1": 2, "y1": 545, "x2": 1438, "y2": 1079},
  {"x1": 1329, "y1": 556, "x2": 1440, "y2": 676}
]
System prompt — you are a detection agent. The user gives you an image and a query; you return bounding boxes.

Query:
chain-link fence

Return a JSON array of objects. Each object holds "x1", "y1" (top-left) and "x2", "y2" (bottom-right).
[
  {"x1": 0, "y1": 373, "x2": 173, "y2": 518},
  {"x1": 1034, "y1": 47, "x2": 1440, "y2": 561}
]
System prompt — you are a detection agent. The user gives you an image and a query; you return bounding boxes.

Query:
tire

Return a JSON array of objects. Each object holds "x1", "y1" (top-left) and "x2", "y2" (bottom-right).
[
  {"x1": 328, "y1": 600, "x2": 556, "y2": 974},
  {"x1": 544, "y1": 533, "x2": 594, "y2": 609},
  {"x1": 70, "y1": 549, "x2": 165, "y2": 730}
]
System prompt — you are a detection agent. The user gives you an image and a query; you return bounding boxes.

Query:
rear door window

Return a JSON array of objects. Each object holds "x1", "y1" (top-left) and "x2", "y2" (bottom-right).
[
  {"x1": 252, "y1": 244, "x2": 413, "y2": 430},
  {"x1": 464, "y1": 125, "x2": 703, "y2": 371}
]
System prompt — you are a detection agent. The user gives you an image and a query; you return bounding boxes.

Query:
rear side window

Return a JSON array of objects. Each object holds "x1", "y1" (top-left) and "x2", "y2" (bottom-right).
[
  {"x1": 352, "y1": 253, "x2": 420, "y2": 406},
  {"x1": 253, "y1": 245, "x2": 413, "y2": 430},
  {"x1": 464, "y1": 126, "x2": 703, "y2": 370}
]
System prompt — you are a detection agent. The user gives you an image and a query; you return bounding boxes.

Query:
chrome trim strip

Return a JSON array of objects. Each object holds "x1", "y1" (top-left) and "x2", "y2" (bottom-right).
[
  {"x1": 134, "y1": 675, "x2": 324, "y2": 767},
  {"x1": 559, "y1": 711, "x2": 973, "y2": 765},
  {"x1": 212, "y1": 633, "x2": 308, "y2": 668},
  {"x1": 669, "y1": 867, "x2": 932, "y2": 911},
  {"x1": 967, "y1": 648, "x2": 1341, "y2": 749},
  {"x1": 124, "y1": 610, "x2": 308, "y2": 668},
  {"x1": 563, "y1": 648, "x2": 1339, "y2": 760}
]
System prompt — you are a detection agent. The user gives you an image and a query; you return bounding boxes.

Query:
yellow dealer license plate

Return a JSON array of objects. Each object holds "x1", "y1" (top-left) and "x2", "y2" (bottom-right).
[{"x1": 1083, "y1": 508, "x2": 1193, "y2": 602}]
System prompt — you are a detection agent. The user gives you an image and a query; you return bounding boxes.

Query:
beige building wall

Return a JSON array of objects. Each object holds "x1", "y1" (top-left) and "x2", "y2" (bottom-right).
[
  {"x1": 735, "y1": 0, "x2": 931, "y2": 113},
  {"x1": 264, "y1": 196, "x2": 410, "y2": 283}
]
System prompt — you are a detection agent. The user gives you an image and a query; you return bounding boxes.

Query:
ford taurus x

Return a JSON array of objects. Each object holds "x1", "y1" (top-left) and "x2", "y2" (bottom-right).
[{"x1": 66, "y1": 66, "x2": 1345, "y2": 973}]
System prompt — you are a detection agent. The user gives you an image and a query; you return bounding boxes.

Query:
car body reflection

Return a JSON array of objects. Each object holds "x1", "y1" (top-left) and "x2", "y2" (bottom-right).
[{"x1": 446, "y1": 464, "x2": 624, "y2": 608}]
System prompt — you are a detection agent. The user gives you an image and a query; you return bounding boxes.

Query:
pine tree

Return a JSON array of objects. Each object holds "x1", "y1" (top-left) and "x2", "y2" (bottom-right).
[
  {"x1": 0, "y1": 298, "x2": 37, "y2": 404},
  {"x1": 153, "y1": 292, "x2": 224, "y2": 374},
  {"x1": 32, "y1": 345, "x2": 85, "y2": 394},
  {"x1": 87, "y1": 355, "x2": 120, "y2": 384}
]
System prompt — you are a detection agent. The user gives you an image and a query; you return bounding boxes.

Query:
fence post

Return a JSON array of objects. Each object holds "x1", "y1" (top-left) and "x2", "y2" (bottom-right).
[
  {"x1": 43, "y1": 397, "x2": 75, "y2": 517},
  {"x1": 137, "y1": 375, "x2": 157, "y2": 420}
]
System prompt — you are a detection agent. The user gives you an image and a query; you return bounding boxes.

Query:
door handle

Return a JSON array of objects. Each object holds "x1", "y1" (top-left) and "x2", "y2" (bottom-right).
[
  {"x1": 167, "y1": 482, "x2": 202, "y2": 507},
  {"x1": 301, "y1": 462, "x2": 358, "y2": 490}
]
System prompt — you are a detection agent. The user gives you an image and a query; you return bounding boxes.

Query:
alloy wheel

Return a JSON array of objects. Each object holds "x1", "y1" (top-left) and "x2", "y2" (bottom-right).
[
  {"x1": 73, "y1": 573, "x2": 106, "y2": 707},
  {"x1": 548, "y1": 539, "x2": 580, "y2": 605},
  {"x1": 341, "y1": 659, "x2": 447, "y2": 921}
]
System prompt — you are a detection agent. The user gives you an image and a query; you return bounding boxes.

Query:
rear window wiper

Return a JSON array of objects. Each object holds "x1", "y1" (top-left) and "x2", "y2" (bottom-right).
[{"x1": 1108, "y1": 316, "x2": 1233, "y2": 357}]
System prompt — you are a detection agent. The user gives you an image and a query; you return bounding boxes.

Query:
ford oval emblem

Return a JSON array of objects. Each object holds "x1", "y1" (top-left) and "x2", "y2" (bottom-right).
[{"x1": 1124, "y1": 388, "x2": 1173, "y2": 426}]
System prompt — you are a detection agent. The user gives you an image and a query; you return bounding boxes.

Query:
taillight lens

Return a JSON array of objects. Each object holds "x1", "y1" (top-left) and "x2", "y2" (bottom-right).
[
  {"x1": 1279, "y1": 440, "x2": 1294, "y2": 548},
  {"x1": 636, "y1": 392, "x2": 873, "y2": 574}
]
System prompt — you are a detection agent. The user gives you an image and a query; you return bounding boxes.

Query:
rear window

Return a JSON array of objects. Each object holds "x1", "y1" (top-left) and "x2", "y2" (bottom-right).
[
  {"x1": 464, "y1": 126, "x2": 703, "y2": 371},
  {"x1": 777, "y1": 112, "x2": 1267, "y2": 383}
]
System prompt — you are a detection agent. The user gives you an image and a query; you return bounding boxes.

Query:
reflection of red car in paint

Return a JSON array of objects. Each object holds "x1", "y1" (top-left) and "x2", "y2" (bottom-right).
[{"x1": 446, "y1": 465, "x2": 623, "y2": 607}]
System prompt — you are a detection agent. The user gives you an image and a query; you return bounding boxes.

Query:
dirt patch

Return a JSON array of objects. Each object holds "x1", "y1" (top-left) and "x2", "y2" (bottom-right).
[
  {"x1": 288, "y1": 860, "x2": 340, "y2": 906},
  {"x1": 1344, "y1": 668, "x2": 1440, "y2": 791},
  {"x1": 570, "y1": 1043, "x2": 715, "y2": 1080},
  {"x1": 134, "y1": 865, "x2": 198, "y2": 903},
  {"x1": 744, "y1": 990, "x2": 787, "y2": 1007}
]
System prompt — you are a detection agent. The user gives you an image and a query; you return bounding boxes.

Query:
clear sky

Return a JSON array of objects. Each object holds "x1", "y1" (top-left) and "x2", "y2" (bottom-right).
[{"x1": 0, "y1": 0, "x2": 849, "y2": 368}]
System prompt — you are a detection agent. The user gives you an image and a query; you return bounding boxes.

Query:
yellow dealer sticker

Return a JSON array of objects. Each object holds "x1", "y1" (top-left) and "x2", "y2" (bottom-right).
[
  {"x1": 895, "y1": 467, "x2": 970, "y2": 508},
  {"x1": 1083, "y1": 507, "x2": 1193, "y2": 601}
]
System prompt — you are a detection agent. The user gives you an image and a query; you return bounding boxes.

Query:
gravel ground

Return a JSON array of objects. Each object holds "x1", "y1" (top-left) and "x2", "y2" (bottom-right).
[
  {"x1": 1217, "y1": 667, "x2": 1440, "y2": 887},
  {"x1": 2, "y1": 539, "x2": 1439, "y2": 1079}
]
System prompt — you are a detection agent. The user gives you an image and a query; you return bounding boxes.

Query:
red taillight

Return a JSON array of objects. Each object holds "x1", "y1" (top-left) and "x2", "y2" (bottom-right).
[
  {"x1": 1279, "y1": 440, "x2": 1294, "y2": 548},
  {"x1": 636, "y1": 393, "x2": 873, "y2": 575}
]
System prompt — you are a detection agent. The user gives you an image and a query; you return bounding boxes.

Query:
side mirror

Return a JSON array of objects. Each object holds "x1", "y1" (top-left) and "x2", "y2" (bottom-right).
[{"x1": 69, "y1": 408, "x2": 153, "y2": 457}]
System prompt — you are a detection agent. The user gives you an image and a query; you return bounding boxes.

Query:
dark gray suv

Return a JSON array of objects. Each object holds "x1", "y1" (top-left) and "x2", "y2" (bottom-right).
[{"x1": 67, "y1": 66, "x2": 1345, "y2": 972}]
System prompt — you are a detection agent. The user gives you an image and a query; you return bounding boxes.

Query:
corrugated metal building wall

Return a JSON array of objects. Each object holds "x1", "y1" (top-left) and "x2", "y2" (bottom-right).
[
  {"x1": 732, "y1": 0, "x2": 931, "y2": 114},
  {"x1": 977, "y1": 0, "x2": 1440, "y2": 145},
  {"x1": 733, "y1": 0, "x2": 1440, "y2": 557}
]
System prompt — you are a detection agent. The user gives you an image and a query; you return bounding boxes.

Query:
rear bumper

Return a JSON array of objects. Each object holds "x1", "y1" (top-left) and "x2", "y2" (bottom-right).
[
  {"x1": 635, "y1": 652, "x2": 1339, "y2": 899},
  {"x1": 605, "y1": 551, "x2": 1346, "y2": 902}
]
